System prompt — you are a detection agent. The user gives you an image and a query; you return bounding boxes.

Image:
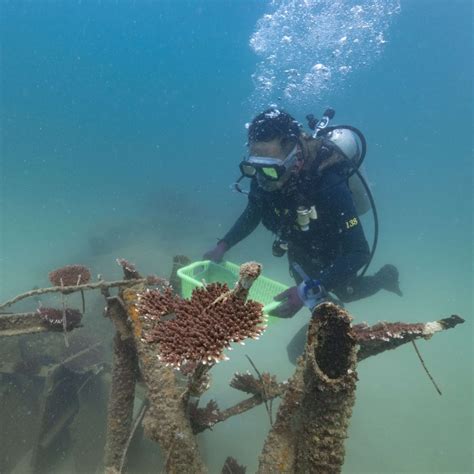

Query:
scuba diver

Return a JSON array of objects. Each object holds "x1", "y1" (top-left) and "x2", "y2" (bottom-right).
[{"x1": 203, "y1": 108, "x2": 402, "y2": 360}]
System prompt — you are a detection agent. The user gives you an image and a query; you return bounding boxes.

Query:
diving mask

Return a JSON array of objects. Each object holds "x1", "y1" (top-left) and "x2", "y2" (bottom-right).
[{"x1": 239, "y1": 144, "x2": 300, "y2": 182}]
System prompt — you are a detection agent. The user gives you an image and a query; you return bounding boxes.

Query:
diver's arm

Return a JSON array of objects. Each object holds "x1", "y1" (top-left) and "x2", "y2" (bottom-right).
[
  {"x1": 316, "y1": 179, "x2": 370, "y2": 291},
  {"x1": 221, "y1": 197, "x2": 262, "y2": 249}
]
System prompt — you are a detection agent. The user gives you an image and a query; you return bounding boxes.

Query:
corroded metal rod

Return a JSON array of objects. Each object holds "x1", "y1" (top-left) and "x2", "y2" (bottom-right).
[
  {"x1": 0, "y1": 278, "x2": 148, "y2": 311},
  {"x1": 104, "y1": 298, "x2": 138, "y2": 474},
  {"x1": 354, "y1": 314, "x2": 465, "y2": 361},
  {"x1": 258, "y1": 303, "x2": 358, "y2": 474},
  {"x1": 123, "y1": 285, "x2": 208, "y2": 474}
]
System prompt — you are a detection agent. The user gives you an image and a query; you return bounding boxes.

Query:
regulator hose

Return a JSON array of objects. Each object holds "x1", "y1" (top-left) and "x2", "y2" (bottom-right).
[{"x1": 354, "y1": 169, "x2": 378, "y2": 276}]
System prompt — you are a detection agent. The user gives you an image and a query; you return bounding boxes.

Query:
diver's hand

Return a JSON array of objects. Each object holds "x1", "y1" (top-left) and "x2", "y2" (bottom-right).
[
  {"x1": 203, "y1": 241, "x2": 229, "y2": 263},
  {"x1": 272, "y1": 286, "x2": 304, "y2": 318}
]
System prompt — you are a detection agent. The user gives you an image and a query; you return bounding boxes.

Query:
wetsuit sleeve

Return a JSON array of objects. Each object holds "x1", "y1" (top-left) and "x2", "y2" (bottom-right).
[
  {"x1": 221, "y1": 192, "x2": 262, "y2": 249},
  {"x1": 316, "y1": 176, "x2": 370, "y2": 290}
]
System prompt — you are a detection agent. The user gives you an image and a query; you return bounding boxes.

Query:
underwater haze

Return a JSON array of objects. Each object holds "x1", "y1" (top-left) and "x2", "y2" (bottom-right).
[{"x1": 0, "y1": 0, "x2": 472, "y2": 473}]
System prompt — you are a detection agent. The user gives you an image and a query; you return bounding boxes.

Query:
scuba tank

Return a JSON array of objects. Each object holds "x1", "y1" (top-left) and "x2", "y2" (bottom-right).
[
  {"x1": 348, "y1": 170, "x2": 371, "y2": 216},
  {"x1": 307, "y1": 109, "x2": 370, "y2": 215},
  {"x1": 307, "y1": 108, "x2": 366, "y2": 182},
  {"x1": 306, "y1": 108, "x2": 378, "y2": 277}
]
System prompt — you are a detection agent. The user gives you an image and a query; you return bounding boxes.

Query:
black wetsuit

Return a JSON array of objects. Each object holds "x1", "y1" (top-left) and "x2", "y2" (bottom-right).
[{"x1": 222, "y1": 166, "x2": 382, "y2": 302}]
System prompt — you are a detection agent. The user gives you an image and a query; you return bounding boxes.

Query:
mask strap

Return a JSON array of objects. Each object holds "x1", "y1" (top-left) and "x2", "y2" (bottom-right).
[{"x1": 230, "y1": 175, "x2": 250, "y2": 195}]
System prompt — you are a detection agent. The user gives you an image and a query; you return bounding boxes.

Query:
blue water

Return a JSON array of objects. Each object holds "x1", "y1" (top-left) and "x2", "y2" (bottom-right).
[{"x1": 0, "y1": 1, "x2": 472, "y2": 472}]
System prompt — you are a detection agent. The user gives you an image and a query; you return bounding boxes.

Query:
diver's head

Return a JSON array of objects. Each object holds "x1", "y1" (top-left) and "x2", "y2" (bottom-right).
[
  {"x1": 243, "y1": 108, "x2": 303, "y2": 191},
  {"x1": 248, "y1": 108, "x2": 301, "y2": 149}
]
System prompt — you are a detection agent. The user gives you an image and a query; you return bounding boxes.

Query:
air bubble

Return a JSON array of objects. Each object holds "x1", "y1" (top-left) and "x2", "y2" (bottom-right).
[{"x1": 248, "y1": 0, "x2": 400, "y2": 108}]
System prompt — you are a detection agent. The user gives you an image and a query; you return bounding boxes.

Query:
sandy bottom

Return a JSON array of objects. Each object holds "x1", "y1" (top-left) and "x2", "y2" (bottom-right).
[{"x1": 0, "y1": 199, "x2": 471, "y2": 473}]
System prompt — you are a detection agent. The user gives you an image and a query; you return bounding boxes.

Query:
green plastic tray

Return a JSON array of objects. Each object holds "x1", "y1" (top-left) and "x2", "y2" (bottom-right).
[{"x1": 177, "y1": 260, "x2": 288, "y2": 324}]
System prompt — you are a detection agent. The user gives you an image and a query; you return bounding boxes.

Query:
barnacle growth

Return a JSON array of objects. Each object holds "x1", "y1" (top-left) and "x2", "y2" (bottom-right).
[
  {"x1": 258, "y1": 303, "x2": 358, "y2": 474},
  {"x1": 37, "y1": 307, "x2": 83, "y2": 331}
]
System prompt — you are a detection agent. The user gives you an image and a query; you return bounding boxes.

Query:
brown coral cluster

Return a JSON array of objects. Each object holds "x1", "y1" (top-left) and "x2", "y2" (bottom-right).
[
  {"x1": 48, "y1": 264, "x2": 91, "y2": 286},
  {"x1": 221, "y1": 457, "x2": 246, "y2": 474},
  {"x1": 137, "y1": 283, "x2": 266, "y2": 367},
  {"x1": 188, "y1": 399, "x2": 221, "y2": 433},
  {"x1": 116, "y1": 258, "x2": 141, "y2": 280},
  {"x1": 37, "y1": 307, "x2": 83, "y2": 330},
  {"x1": 230, "y1": 371, "x2": 280, "y2": 398}
]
